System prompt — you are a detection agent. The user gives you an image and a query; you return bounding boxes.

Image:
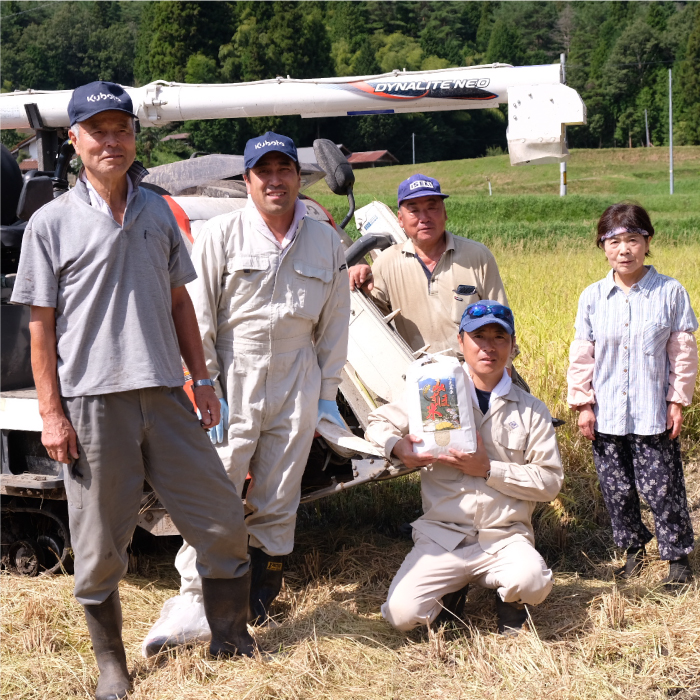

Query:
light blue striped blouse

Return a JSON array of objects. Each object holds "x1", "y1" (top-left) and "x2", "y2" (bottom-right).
[{"x1": 574, "y1": 266, "x2": 698, "y2": 436}]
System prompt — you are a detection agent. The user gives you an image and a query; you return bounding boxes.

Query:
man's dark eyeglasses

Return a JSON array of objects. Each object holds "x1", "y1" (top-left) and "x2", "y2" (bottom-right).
[{"x1": 464, "y1": 303, "x2": 514, "y2": 326}]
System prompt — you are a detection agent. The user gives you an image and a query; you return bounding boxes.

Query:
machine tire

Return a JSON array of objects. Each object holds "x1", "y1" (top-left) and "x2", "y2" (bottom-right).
[
  {"x1": 1, "y1": 504, "x2": 73, "y2": 576},
  {"x1": 7, "y1": 539, "x2": 45, "y2": 576}
]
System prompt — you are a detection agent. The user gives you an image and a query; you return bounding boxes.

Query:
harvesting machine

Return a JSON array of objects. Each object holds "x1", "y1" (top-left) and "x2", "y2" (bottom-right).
[{"x1": 0, "y1": 63, "x2": 585, "y2": 576}]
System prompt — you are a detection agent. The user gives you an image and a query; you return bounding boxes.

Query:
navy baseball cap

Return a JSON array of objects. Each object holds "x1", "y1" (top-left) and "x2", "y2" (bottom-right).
[
  {"x1": 397, "y1": 173, "x2": 449, "y2": 206},
  {"x1": 244, "y1": 131, "x2": 298, "y2": 170},
  {"x1": 68, "y1": 81, "x2": 135, "y2": 127},
  {"x1": 460, "y1": 301, "x2": 515, "y2": 336}
]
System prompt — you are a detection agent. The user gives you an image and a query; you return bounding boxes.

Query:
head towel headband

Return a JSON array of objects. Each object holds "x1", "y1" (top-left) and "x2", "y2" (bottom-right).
[{"x1": 600, "y1": 226, "x2": 650, "y2": 241}]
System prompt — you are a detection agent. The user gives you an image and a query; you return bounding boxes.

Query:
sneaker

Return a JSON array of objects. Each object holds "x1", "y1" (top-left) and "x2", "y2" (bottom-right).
[
  {"x1": 660, "y1": 555, "x2": 693, "y2": 592},
  {"x1": 613, "y1": 546, "x2": 646, "y2": 579}
]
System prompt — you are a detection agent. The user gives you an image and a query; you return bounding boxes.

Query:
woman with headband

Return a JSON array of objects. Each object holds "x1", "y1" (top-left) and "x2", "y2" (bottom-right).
[{"x1": 567, "y1": 202, "x2": 698, "y2": 589}]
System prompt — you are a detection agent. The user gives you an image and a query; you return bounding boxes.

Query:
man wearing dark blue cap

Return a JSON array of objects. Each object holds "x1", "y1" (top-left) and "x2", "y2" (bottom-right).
[
  {"x1": 12, "y1": 81, "x2": 255, "y2": 698},
  {"x1": 349, "y1": 173, "x2": 510, "y2": 364},
  {"x1": 147, "y1": 130, "x2": 350, "y2": 643},
  {"x1": 366, "y1": 302, "x2": 562, "y2": 635}
]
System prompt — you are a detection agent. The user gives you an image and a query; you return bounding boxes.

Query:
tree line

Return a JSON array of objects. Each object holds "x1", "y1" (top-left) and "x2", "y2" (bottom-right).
[{"x1": 2, "y1": 1, "x2": 698, "y2": 164}]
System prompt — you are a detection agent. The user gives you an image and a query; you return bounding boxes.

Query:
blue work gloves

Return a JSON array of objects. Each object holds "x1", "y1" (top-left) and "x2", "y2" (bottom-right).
[
  {"x1": 317, "y1": 399, "x2": 344, "y2": 428},
  {"x1": 209, "y1": 397, "x2": 229, "y2": 444}
]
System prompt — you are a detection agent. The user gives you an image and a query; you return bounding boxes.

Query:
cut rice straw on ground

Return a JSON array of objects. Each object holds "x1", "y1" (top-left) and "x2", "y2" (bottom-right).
[{"x1": 2, "y1": 524, "x2": 699, "y2": 699}]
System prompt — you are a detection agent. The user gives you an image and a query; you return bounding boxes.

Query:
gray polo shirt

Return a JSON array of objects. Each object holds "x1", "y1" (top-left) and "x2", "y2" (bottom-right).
[{"x1": 11, "y1": 169, "x2": 196, "y2": 397}]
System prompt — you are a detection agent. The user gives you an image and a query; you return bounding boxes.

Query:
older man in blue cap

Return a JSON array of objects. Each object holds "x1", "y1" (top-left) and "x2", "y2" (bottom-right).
[
  {"x1": 144, "y1": 131, "x2": 350, "y2": 648},
  {"x1": 349, "y1": 174, "x2": 510, "y2": 363},
  {"x1": 11, "y1": 81, "x2": 254, "y2": 698}
]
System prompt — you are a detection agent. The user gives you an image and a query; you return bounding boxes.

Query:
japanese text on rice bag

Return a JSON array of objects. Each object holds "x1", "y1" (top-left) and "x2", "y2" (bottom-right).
[{"x1": 406, "y1": 355, "x2": 477, "y2": 459}]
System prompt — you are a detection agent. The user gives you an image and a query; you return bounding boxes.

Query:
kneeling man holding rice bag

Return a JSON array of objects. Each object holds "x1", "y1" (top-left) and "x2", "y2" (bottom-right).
[{"x1": 366, "y1": 302, "x2": 563, "y2": 635}]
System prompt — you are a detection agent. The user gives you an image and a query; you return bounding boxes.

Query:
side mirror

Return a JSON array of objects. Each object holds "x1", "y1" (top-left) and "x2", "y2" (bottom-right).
[
  {"x1": 16, "y1": 176, "x2": 53, "y2": 222},
  {"x1": 313, "y1": 139, "x2": 355, "y2": 195},
  {"x1": 313, "y1": 139, "x2": 356, "y2": 229}
]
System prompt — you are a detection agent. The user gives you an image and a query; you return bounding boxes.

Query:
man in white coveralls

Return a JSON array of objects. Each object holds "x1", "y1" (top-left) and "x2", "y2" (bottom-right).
[
  {"x1": 365, "y1": 302, "x2": 563, "y2": 634},
  {"x1": 144, "y1": 132, "x2": 350, "y2": 654}
]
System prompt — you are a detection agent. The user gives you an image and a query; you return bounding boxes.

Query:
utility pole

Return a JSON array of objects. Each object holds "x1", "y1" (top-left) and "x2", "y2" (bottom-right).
[
  {"x1": 560, "y1": 53, "x2": 567, "y2": 197},
  {"x1": 412, "y1": 132, "x2": 415, "y2": 165},
  {"x1": 669, "y1": 69, "x2": 674, "y2": 195},
  {"x1": 644, "y1": 109, "x2": 651, "y2": 147}
]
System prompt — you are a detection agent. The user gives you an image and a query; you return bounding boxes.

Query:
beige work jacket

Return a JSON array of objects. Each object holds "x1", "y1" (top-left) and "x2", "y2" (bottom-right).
[
  {"x1": 365, "y1": 379, "x2": 563, "y2": 554},
  {"x1": 187, "y1": 209, "x2": 350, "y2": 401},
  {"x1": 369, "y1": 231, "x2": 508, "y2": 358}
]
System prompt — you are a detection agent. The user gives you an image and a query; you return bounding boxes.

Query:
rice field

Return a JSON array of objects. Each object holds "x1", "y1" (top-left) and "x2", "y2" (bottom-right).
[{"x1": 2, "y1": 147, "x2": 699, "y2": 699}]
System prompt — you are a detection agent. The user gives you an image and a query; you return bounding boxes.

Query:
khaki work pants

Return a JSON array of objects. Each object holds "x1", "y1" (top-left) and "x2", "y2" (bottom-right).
[
  {"x1": 382, "y1": 531, "x2": 553, "y2": 631},
  {"x1": 62, "y1": 387, "x2": 249, "y2": 606},
  {"x1": 177, "y1": 336, "x2": 320, "y2": 596}
]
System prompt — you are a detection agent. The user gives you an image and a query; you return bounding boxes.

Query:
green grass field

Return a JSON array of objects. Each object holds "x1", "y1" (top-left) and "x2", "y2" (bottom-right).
[
  {"x1": 308, "y1": 146, "x2": 700, "y2": 247},
  {"x1": 2, "y1": 147, "x2": 699, "y2": 700},
  {"x1": 308, "y1": 145, "x2": 700, "y2": 199}
]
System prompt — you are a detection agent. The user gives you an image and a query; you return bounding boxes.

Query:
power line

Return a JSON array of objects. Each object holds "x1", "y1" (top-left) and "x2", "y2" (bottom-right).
[
  {"x1": 0, "y1": 3, "x2": 54, "y2": 22},
  {"x1": 567, "y1": 59, "x2": 697, "y2": 68}
]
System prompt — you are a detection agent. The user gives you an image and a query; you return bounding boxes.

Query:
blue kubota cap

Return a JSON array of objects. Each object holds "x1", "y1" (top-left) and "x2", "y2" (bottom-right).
[
  {"x1": 67, "y1": 81, "x2": 135, "y2": 127},
  {"x1": 244, "y1": 131, "x2": 298, "y2": 170},
  {"x1": 459, "y1": 301, "x2": 515, "y2": 336},
  {"x1": 397, "y1": 173, "x2": 449, "y2": 207}
]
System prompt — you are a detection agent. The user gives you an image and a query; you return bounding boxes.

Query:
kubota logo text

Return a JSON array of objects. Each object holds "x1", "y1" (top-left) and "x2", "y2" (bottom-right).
[
  {"x1": 255, "y1": 139, "x2": 286, "y2": 149},
  {"x1": 86, "y1": 93, "x2": 122, "y2": 103}
]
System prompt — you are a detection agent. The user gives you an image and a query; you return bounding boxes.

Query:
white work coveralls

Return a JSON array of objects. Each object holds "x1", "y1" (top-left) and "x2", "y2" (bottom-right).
[
  {"x1": 365, "y1": 373, "x2": 563, "y2": 630},
  {"x1": 177, "y1": 202, "x2": 350, "y2": 595}
]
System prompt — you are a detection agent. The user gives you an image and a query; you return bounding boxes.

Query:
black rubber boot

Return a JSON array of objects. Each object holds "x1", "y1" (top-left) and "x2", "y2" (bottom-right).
[
  {"x1": 248, "y1": 546, "x2": 286, "y2": 626},
  {"x1": 661, "y1": 555, "x2": 693, "y2": 592},
  {"x1": 495, "y1": 597, "x2": 528, "y2": 636},
  {"x1": 432, "y1": 584, "x2": 469, "y2": 628},
  {"x1": 613, "y1": 545, "x2": 646, "y2": 579},
  {"x1": 201, "y1": 573, "x2": 257, "y2": 658},
  {"x1": 82, "y1": 590, "x2": 132, "y2": 700}
]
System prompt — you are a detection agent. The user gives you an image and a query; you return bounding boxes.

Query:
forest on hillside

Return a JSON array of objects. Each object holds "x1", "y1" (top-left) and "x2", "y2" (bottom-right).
[{"x1": 2, "y1": 1, "x2": 699, "y2": 164}]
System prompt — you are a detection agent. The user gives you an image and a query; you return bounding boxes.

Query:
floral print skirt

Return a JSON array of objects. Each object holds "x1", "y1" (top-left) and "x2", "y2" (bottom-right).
[{"x1": 591, "y1": 431, "x2": 694, "y2": 560}]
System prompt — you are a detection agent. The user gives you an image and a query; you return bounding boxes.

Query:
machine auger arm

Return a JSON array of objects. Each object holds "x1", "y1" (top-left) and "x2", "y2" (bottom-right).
[{"x1": 1, "y1": 63, "x2": 586, "y2": 165}]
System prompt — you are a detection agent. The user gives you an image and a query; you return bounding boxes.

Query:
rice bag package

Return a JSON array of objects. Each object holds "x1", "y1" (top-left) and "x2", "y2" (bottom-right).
[{"x1": 405, "y1": 354, "x2": 477, "y2": 459}]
